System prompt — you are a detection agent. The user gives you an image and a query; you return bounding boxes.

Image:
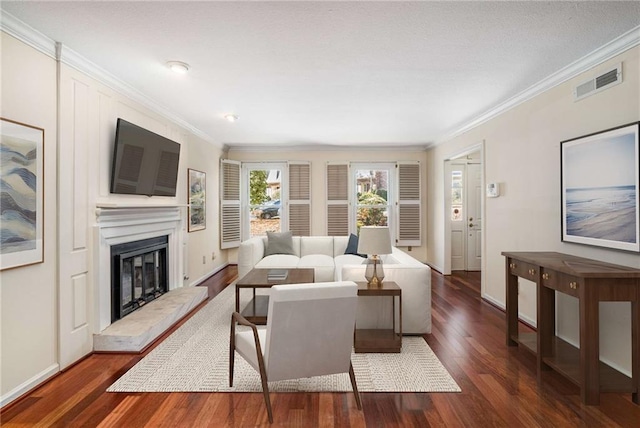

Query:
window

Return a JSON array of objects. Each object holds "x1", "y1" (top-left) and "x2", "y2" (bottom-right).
[
  {"x1": 244, "y1": 163, "x2": 286, "y2": 239},
  {"x1": 326, "y1": 161, "x2": 421, "y2": 246},
  {"x1": 451, "y1": 170, "x2": 463, "y2": 221},
  {"x1": 221, "y1": 160, "x2": 311, "y2": 247},
  {"x1": 354, "y1": 165, "x2": 392, "y2": 231}
]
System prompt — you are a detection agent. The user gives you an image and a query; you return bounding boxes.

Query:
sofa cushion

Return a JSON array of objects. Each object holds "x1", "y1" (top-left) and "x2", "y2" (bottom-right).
[
  {"x1": 256, "y1": 254, "x2": 300, "y2": 270},
  {"x1": 297, "y1": 255, "x2": 335, "y2": 282},
  {"x1": 344, "y1": 233, "x2": 366, "y2": 257},
  {"x1": 265, "y1": 231, "x2": 295, "y2": 256},
  {"x1": 300, "y1": 236, "x2": 334, "y2": 257}
]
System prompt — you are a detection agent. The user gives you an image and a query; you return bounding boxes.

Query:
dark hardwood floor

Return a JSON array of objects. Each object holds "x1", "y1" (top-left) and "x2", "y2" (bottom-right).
[{"x1": 2, "y1": 267, "x2": 640, "y2": 427}]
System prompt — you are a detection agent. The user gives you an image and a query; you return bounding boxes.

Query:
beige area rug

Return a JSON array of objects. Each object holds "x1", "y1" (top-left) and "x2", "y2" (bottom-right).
[{"x1": 107, "y1": 283, "x2": 461, "y2": 393}]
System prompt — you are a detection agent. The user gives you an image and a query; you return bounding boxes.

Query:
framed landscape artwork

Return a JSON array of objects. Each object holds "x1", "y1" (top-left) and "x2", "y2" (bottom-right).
[
  {"x1": 188, "y1": 168, "x2": 206, "y2": 232},
  {"x1": 561, "y1": 122, "x2": 640, "y2": 252},
  {"x1": 1, "y1": 118, "x2": 45, "y2": 270}
]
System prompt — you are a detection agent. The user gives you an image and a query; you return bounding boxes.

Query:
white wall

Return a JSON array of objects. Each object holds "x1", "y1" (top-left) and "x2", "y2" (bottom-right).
[
  {"x1": 0, "y1": 32, "x2": 59, "y2": 405},
  {"x1": 185, "y1": 134, "x2": 226, "y2": 285},
  {"x1": 427, "y1": 46, "x2": 640, "y2": 375},
  {"x1": 227, "y1": 149, "x2": 429, "y2": 263},
  {"x1": 0, "y1": 31, "x2": 228, "y2": 405}
]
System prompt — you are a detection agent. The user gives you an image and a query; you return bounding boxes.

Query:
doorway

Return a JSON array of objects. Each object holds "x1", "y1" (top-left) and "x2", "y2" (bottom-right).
[{"x1": 444, "y1": 147, "x2": 483, "y2": 273}]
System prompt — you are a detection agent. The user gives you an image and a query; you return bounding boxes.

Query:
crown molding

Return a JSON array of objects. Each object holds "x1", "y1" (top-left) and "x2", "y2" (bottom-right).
[
  {"x1": 227, "y1": 143, "x2": 429, "y2": 153},
  {"x1": 433, "y1": 25, "x2": 640, "y2": 147},
  {"x1": 0, "y1": 11, "x2": 56, "y2": 58},
  {"x1": 1, "y1": 11, "x2": 222, "y2": 149}
]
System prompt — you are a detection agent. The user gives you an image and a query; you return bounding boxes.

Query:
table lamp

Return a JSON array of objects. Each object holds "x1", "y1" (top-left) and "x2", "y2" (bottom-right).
[{"x1": 357, "y1": 226, "x2": 392, "y2": 286}]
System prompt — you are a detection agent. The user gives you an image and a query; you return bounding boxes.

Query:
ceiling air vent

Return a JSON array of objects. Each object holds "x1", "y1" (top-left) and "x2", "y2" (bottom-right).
[{"x1": 574, "y1": 63, "x2": 622, "y2": 101}]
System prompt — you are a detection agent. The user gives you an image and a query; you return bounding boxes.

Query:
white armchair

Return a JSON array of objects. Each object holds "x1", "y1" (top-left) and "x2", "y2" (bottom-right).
[{"x1": 229, "y1": 281, "x2": 362, "y2": 423}]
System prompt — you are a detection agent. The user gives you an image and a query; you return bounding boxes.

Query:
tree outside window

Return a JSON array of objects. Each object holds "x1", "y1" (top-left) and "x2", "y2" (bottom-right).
[{"x1": 356, "y1": 169, "x2": 389, "y2": 232}]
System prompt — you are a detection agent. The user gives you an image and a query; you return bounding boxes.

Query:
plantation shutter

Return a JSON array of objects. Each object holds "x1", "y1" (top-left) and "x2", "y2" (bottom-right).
[
  {"x1": 288, "y1": 162, "x2": 311, "y2": 236},
  {"x1": 220, "y1": 159, "x2": 241, "y2": 249},
  {"x1": 396, "y1": 161, "x2": 421, "y2": 246},
  {"x1": 326, "y1": 162, "x2": 350, "y2": 236}
]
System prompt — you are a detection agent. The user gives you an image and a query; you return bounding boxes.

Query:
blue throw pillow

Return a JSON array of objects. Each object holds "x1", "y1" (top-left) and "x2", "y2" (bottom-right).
[{"x1": 344, "y1": 233, "x2": 366, "y2": 258}]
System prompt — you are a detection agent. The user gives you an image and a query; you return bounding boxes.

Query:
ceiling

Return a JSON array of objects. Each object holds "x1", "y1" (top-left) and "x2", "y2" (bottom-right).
[{"x1": 3, "y1": 1, "x2": 640, "y2": 149}]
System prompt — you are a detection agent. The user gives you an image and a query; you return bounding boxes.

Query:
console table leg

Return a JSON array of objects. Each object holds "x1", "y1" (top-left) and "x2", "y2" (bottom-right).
[
  {"x1": 506, "y1": 260, "x2": 519, "y2": 346},
  {"x1": 632, "y1": 300, "x2": 639, "y2": 404},
  {"x1": 537, "y1": 283, "x2": 554, "y2": 379},
  {"x1": 580, "y1": 286, "x2": 600, "y2": 405}
]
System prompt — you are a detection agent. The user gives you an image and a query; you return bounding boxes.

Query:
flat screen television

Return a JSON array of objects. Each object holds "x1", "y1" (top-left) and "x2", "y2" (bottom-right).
[{"x1": 110, "y1": 118, "x2": 181, "y2": 197}]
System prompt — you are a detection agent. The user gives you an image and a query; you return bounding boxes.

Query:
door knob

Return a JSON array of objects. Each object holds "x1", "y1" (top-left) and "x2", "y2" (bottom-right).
[{"x1": 469, "y1": 223, "x2": 474, "y2": 228}]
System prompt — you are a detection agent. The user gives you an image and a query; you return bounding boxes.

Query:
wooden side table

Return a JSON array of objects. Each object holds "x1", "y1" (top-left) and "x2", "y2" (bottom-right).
[{"x1": 354, "y1": 281, "x2": 402, "y2": 353}]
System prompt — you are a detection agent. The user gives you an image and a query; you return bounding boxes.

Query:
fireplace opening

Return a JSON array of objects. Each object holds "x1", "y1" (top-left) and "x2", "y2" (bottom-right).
[{"x1": 111, "y1": 236, "x2": 168, "y2": 322}]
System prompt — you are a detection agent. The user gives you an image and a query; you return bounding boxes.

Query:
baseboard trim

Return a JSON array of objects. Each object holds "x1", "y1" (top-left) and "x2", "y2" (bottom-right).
[
  {"x1": 481, "y1": 294, "x2": 537, "y2": 330},
  {"x1": 189, "y1": 262, "x2": 229, "y2": 287},
  {"x1": 426, "y1": 262, "x2": 444, "y2": 275},
  {"x1": 0, "y1": 363, "x2": 59, "y2": 409}
]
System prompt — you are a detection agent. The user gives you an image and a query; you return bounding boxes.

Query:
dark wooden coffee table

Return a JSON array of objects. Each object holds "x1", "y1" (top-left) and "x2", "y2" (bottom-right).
[{"x1": 235, "y1": 268, "x2": 315, "y2": 324}]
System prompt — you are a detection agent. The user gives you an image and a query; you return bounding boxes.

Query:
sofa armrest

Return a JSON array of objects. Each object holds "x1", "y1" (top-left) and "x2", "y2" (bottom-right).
[{"x1": 238, "y1": 237, "x2": 265, "y2": 280}]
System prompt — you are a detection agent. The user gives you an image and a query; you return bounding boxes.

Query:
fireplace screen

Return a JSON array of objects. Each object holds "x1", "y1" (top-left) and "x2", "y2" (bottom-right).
[{"x1": 111, "y1": 236, "x2": 168, "y2": 322}]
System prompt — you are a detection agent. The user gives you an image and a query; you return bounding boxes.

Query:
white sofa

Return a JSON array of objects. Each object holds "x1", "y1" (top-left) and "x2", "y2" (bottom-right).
[{"x1": 237, "y1": 235, "x2": 431, "y2": 334}]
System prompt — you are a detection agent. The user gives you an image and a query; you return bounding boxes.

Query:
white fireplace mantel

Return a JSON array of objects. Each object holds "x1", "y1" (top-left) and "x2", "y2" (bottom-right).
[{"x1": 94, "y1": 206, "x2": 185, "y2": 333}]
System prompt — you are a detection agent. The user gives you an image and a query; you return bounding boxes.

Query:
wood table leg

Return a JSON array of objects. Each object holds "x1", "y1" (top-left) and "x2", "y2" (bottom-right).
[
  {"x1": 537, "y1": 279, "x2": 554, "y2": 379},
  {"x1": 235, "y1": 284, "x2": 240, "y2": 313},
  {"x1": 506, "y1": 259, "x2": 519, "y2": 346},
  {"x1": 399, "y1": 294, "x2": 402, "y2": 348},
  {"x1": 632, "y1": 299, "x2": 639, "y2": 404},
  {"x1": 580, "y1": 285, "x2": 600, "y2": 405}
]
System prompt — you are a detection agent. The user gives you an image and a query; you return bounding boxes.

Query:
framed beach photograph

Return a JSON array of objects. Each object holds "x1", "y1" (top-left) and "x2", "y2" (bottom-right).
[
  {"x1": 1, "y1": 118, "x2": 45, "y2": 270},
  {"x1": 188, "y1": 168, "x2": 206, "y2": 232},
  {"x1": 561, "y1": 122, "x2": 640, "y2": 252}
]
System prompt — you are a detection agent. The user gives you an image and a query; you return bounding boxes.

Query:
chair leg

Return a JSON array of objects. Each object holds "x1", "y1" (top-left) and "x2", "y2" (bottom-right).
[
  {"x1": 349, "y1": 361, "x2": 362, "y2": 410},
  {"x1": 257, "y1": 358, "x2": 273, "y2": 423}
]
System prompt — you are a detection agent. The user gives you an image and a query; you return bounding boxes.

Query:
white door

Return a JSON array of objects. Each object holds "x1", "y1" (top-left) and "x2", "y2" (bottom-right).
[{"x1": 466, "y1": 163, "x2": 482, "y2": 271}]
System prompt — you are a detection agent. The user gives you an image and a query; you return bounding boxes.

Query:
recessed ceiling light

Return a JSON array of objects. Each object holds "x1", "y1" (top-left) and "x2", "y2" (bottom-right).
[
  {"x1": 224, "y1": 114, "x2": 239, "y2": 123},
  {"x1": 166, "y1": 61, "x2": 190, "y2": 74}
]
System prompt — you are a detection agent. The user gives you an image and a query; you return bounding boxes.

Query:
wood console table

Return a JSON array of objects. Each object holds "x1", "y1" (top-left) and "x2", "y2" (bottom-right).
[{"x1": 502, "y1": 251, "x2": 640, "y2": 405}]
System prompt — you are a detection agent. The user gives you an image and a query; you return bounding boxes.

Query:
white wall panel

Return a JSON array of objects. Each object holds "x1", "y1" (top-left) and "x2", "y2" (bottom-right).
[
  {"x1": 58, "y1": 66, "x2": 92, "y2": 369},
  {"x1": 72, "y1": 80, "x2": 89, "y2": 250},
  {"x1": 72, "y1": 274, "x2": 88, "y2": 329}
]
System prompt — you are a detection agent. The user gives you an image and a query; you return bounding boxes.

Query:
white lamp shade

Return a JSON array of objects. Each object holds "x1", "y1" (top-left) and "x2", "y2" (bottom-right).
[{"x1": 357, "y1": 226, "x2": 392, "y2": 255}]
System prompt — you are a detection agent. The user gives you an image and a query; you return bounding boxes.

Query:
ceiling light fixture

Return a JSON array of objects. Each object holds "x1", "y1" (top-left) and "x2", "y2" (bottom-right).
[
  {"x1": 166, "y1": 61, "x2": 190, "y2": 74},
  {"x1": 224, "y1": 114, "x2": 239, "y2": 123}
]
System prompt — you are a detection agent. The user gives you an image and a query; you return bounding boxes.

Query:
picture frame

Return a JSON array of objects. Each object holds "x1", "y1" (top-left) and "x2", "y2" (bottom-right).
[
  {"x1": 1, "y1": 118, "x2": 45, "y2": 270},
  {"x1": 188, "y1": 168, "x2": 206, "y2": 232},
  {"x1": 561, "y1": 122, "x2": 640, "y2": 252}
]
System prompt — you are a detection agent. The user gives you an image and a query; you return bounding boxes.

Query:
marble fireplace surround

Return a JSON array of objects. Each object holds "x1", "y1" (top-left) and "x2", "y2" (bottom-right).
[{"x1": 93, "y1": 205, "x2": 185, "y2": 334}]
